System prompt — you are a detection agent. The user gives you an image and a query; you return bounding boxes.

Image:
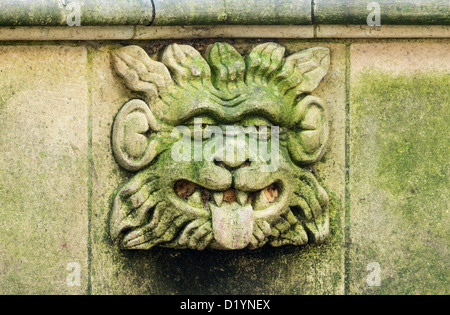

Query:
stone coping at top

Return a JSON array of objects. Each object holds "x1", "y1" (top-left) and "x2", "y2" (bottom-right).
[{"x1": 0, "y1": 0, "x2": 448, "y2": 27}]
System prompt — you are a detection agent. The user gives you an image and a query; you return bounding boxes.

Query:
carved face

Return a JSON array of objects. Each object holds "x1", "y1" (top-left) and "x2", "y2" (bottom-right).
[{"x1": 110, "y1": 42, "x2": 330, "y2": 250}]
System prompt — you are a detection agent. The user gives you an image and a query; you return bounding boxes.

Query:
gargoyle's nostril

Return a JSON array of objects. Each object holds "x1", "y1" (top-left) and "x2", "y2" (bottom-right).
[
  {"x1": 175, "y1": 180, "x2": 197, "y2": 200},
  {"x1": 201, "y1": 188, "x2": 212, "y2": 207}
]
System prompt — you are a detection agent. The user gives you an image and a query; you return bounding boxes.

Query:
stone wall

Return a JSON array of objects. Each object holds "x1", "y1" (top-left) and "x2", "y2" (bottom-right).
[{"x1": 0, "y1": 28, "x2": 448, "y2": 295}]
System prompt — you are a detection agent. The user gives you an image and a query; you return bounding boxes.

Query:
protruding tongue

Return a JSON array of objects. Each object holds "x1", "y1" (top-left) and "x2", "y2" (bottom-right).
[{"x1": 210, "y1": 202, "x2": 253, "y2": 250}]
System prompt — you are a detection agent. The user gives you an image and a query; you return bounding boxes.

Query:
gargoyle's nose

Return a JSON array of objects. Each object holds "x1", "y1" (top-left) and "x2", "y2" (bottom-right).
[
  {"x1": 214, "y1": 159, "x2": 251, "y2": 172},
  {"x1": 213, "y1": 135, "x2": 252, "y2": 170}
]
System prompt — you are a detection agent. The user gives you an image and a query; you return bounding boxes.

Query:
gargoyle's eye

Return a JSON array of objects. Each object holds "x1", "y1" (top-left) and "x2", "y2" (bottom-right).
[
  {"x1": 184, "y1": 117, "x2": 221, "y2": 139},
  {"x1": 184, "y1": 116, "x2": 218, "y2": 126},
  {"x1": 188, "y1": 125, "x2": 221, "y2": 140}
]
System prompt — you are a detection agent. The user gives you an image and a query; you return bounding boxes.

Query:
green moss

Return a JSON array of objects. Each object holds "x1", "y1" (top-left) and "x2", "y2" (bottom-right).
[
  {"x1": 351, "y1": 70, "x2": 449, "y2": 294},
  {"x1": 153, "y1": 0, "x2": 311, "y2": 26},
  {"x1": 153, "y1": 0, "x2": 228, "y2": 26},
  {"x1": 353, "y1": 71, "x2": 449, "y2": 222},
  {"x1": 0, "y1": 0, "x2": 153, "y2": 26},
  {"x1": 315, "y1": 0, "x2": 450, "y2": 25}
]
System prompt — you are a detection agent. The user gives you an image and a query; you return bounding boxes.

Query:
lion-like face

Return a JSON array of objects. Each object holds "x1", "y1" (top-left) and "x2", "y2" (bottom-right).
[{"x1": 109, "y1": 43, "x2": 331, "y2": 250}]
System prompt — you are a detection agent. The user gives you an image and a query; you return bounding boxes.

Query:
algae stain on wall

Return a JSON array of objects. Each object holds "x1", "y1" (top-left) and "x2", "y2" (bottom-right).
[
  {"x1": 354, "y1": 71, "x2": 449, "y2": 221},
  {"x1": 350, "y1": 70, "x2": 449, "y2": 294}
]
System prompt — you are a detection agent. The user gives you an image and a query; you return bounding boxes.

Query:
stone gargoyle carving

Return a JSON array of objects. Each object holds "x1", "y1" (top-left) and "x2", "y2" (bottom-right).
[{"x1": 109, "y1": 42, "x2": 330, "y2": 250}]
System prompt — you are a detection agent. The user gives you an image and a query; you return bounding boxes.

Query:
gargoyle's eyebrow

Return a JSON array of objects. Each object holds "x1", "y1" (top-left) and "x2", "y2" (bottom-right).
[{"x1": 176, "y1": 104, "x2": 282, "y2": 127}]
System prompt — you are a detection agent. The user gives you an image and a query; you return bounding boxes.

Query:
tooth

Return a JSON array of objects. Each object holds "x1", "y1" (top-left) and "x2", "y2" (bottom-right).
[
  {"x1": 187, "y1": 189, "x2": 203, "y2": 208},
  {"x1": 236, "y1": 190, "x2": 249, "y2": 206},
  {"x1": 253, "y1": 190, "x2": 270, "y2": 210},
  {"x1": 213, "y1": 192, "x2": 224, "y2": 206}
]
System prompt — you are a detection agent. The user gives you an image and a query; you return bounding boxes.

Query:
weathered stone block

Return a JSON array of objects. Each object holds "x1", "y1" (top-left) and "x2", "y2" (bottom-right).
[
  {"x1": 89, "y1": 40, "x2": 346, "y2": 294},
  {"x1": 0, "y1": 46, "x2": 89, "y2": 294},
  {"x1": 349, "y1": 42, "x2": 450, "y2": 294}
]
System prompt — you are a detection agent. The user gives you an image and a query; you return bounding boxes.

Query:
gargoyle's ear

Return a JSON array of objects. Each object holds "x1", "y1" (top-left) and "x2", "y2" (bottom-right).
[
  {"x1": 287, "y1": 96, "x2": 329, "y2": 165},
  {"x1": 112, "y1": 99, "x2": 163, "y2": 172},
  {"x1": 112, "y1": 45, "x2": 173, "y2": 101}
]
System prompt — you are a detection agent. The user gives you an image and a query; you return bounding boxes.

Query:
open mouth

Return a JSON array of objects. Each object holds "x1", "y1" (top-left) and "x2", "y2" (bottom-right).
[
  {"x1": 174, "y1": 180, "x2": 281, "y2": 210},
  {"x1": 172, "y1": 180, "x2": 285, "y2": 250}
]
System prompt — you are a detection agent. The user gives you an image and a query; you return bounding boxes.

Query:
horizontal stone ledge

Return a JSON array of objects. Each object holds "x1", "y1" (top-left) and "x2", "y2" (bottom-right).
[
  {"x1": 0, "y1": 25, "x2": 449, "y2": 41},
  {"x1": 314, "y1": 24, "x2": 450, "y2": 38},
  {"x1": 0, "y1": 0, "x2": 448, "y2": 27}
]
